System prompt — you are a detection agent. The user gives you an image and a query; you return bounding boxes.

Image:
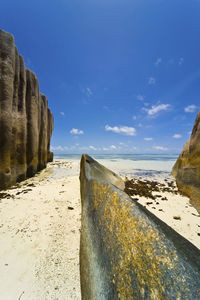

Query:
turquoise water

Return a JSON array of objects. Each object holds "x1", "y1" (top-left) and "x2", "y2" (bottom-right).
[
  {"x1": 53, "y1": 154, "x2": 178, "y2": 179},
  {"x1": 54, "y1": 154, "x2": 178, "y2": 162}
]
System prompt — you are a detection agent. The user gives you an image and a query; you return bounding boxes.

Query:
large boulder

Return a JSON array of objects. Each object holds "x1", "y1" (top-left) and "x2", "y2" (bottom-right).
[
  {"x1": 0, "y1": 29, "x2": 54, "y2": 189},
  {"x1": 172, "y1": 110, "x2": 200, "y2": 213},
  {"x1": 80, "y1": 154, "x2": 200, "y2": 300}
]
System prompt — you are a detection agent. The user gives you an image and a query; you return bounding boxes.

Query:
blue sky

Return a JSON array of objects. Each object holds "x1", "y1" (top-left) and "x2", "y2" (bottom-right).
[{"x1": 1, "y1": 0, "x2": 200, "y2": 154}]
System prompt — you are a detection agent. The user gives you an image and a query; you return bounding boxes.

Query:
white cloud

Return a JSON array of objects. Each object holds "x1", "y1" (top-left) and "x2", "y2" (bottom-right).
[
  {"x1": 50, "y1": 145, "x2": 64, "y2": 151},
  {"x1": 89, "y1": 145, "x2": 97, "y2": 151},
  {"x1": 137, "y1": 94, "x2": 144, "y2": 101},
  {"x1": 155, "y1": 58, "x2": 162, "y2": 66},
  {"x1": 179, "y1": 57, "x2": 184, "y2": 66},
  {"x1": 60, "y1": 112, "x2": 65, "y2": 116},
  {"x1": 153, "y1": 146, "x2": 168, "y2": 151},
  {"x1": 184, "y1": 105, "x2": 197, "y2": 113},
  {"x1": 102, "y1": 145, "x2": 117, "y2": 151},
  {"x1": 105, "y1": 125, "x2": 136, "y2": 136},
  {"x1": 144, "y1": 104, "x2": 170, "y2": 116},
  {"x1": 70, "y1": 128, "x2": 84, "y2": 135},
  {"x1": 148, "y1": 77, "x2": 156, "y2": 85},
  {"x1": 82, "y1": 87, "x2": 93, "y2": 99},
  {"x1": 132, "y1": 115, "x2": 137, "y2": 120},
  {"x1": 173, "y1": 134, "x2": 182, "y2": 139},
  {"x1": 86, "y1": 87, "x2": 93, "y2": 96},
  {"x1": 144, "y1": 137, "x2": 153, "y2": 141}
]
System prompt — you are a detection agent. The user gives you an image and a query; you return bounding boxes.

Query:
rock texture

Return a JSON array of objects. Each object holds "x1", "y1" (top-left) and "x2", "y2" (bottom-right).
[
  {"x1": 172, "y1": 110, "x2": 200, "y2": 213},
  {"x1": 80, "y1": 154, "x2": 200, "y2": 299},
  {"x1": 0, "y1": 29, "x2": 53, "y2": 189}
]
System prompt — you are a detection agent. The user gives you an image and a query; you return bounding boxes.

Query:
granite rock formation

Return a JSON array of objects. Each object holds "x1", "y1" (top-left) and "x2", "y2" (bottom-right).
[
  {"x1": 172, "y1": 109, "x2": 200, "y2": 213},
  {"x1": 0, "y1": 29, "x2": 54, "y2": 189},
  {"x1": 80, "y1": 154, "x2": 200, "y2": 299}
]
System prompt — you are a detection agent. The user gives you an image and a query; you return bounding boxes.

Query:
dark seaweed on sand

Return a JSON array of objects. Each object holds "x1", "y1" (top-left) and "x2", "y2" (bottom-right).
[{"x1": 124, "y1": 178, "x2": 179, "y2": 200}]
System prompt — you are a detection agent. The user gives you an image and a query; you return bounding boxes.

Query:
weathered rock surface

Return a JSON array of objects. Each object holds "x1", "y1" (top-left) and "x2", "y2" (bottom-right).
[
  {"x1": 80, "y1": 154, "x2": 200, "y2": 300},
  {"x1": 0, "y1": 29, "x2": 53, "y2": 189},
  {"x1": 172, "y1": 110, "x2": 200, "y2": 213}
]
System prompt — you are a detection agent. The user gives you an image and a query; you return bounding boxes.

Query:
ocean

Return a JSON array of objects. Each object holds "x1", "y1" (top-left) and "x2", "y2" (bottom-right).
[{"x1": 53, "y1": 154, "x2": 178, "y2": 180}]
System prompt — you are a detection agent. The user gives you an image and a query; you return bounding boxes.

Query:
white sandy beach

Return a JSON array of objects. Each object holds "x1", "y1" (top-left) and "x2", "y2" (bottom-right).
[
  {"x1": 0, "y1": 160, "x2": 81, "y2": 300},
  {"x1": 0, "y1": 157, "x2": 200, "y2": 300}
]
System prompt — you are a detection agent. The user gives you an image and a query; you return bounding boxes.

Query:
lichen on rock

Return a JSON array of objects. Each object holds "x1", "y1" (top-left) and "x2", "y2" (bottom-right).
[{"x1": 80, "y1": 154, "x2": 200, "y2": 299}]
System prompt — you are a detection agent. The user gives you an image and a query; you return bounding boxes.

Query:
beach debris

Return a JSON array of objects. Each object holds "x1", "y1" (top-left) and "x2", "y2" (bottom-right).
[
  {"x1": 68, "y1": 206, "x2": 74, "y2": 210},
  {"x1": 27, "y1": 183, "x2": 35, "y2": 187},
  {"x1": 173, "y1": 216, "x2": 181, "y2": 220},
  {"x1": 22, "y1": 189, "x2": 32, "y2": 194},
  {"x1": 192, "y1": 213, "x2": 200, "y2": 217},
  {"x1": 0, "y1": 192, "x2": 13, "y2": 199},
  {"x1": 124, "y1": 178, "x2": 178, "y2": 200},
  {"x1": 146, "y1": 201, "x2": 153, "y2": 205},
  {"x1": 18, "y1": 291, "x2": 24, "y2": 300}
]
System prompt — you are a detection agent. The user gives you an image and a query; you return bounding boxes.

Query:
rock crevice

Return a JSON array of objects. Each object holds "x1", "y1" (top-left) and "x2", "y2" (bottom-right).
[{"x1": 0, "y1": 29, "x2": 53, "y2": 189}]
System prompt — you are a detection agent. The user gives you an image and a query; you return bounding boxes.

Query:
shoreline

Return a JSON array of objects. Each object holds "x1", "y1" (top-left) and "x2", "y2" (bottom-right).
[{"x1": 0, "y1": 157, "x2": 199, "y2": 299}]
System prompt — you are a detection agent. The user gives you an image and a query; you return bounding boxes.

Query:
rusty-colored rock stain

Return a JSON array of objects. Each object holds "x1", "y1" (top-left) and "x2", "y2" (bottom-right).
[{"x1": 93, "y1": 181, "x2": 181, "y2": 299}]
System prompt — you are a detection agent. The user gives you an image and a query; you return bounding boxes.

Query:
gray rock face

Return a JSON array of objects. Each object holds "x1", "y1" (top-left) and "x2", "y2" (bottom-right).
[
  {"x1": 80, "y1": 154, "x2": 200, "y2": 300},
  {"x1": 172, "y1": 110, "x2": 200, "y2": 213},
  {"x1": 0, "y1": 29, "x2": 54, "y2": 189}
]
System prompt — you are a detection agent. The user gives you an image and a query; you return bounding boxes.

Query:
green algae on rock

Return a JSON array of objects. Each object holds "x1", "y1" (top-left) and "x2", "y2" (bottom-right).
[{"x1": 80, "y1": 154, "x2": 200, "y2": 300}]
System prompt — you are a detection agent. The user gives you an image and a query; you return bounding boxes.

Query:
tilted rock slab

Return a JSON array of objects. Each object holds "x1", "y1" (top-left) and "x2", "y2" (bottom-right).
[
  {"x1": 80, "y1": 154, "x2": 200, "y2": 299},
  {"x1": 0, "y1": 29, "x2": 53, "y2": 189},
  {"x1": 172, "y1": 109, "x2": 200, "y2": 213}
]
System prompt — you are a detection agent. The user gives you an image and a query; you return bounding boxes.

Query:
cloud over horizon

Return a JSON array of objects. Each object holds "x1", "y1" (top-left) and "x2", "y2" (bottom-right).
[
  {"x1": 153, "y1": 146, "x2": 168, "y2": 151},
  {"x1": 70, "y1": 128, "x2": 84, "y2": 135},
  {"x1": 155, "y1": 58, "x2": 162, "y2": 66},
  {"x1": 184, "y1": 105, "x2": 197, "y2": 113},
  {"x1": 148, "y1": 77, "x2": 156, "y2": 85},
  {"x1": 173, "y1": 134, "x2": 182, "y2": 139},
  {"x1": 144, "y1": 104, "x2": 170, "y2": 116},
  {"x1": 105, "y1": 125, "x2": 136, "y2": 136}
]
